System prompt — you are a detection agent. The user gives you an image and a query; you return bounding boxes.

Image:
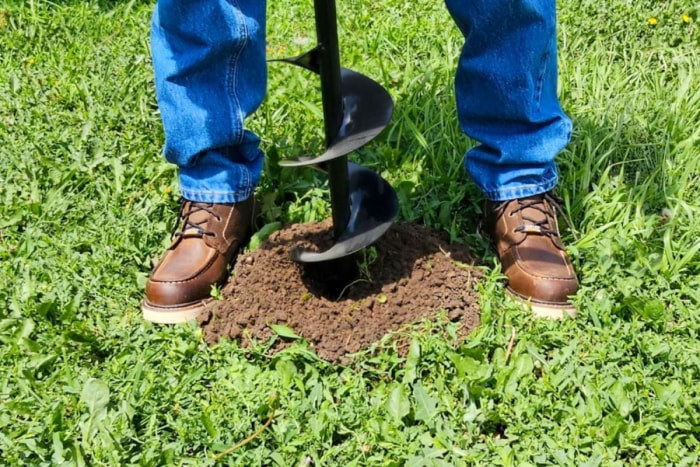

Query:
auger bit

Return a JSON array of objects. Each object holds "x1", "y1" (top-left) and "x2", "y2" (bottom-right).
[{"x1": 275, "y1": 0, "x2": 398, "y2": 263}]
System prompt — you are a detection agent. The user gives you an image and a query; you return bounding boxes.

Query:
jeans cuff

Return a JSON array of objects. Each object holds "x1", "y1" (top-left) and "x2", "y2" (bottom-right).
[
  {"x1": 180, "y1": 186, "x2": 255, "y2": 204},
  {"x1": 481, "y1": 176, "x2": 558, "y2": 202}
]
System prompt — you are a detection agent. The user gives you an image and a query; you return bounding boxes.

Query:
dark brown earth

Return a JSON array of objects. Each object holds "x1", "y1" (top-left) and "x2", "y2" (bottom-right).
[{"x1": 199, "y1": 221, "x2": 482, "y2": 363}]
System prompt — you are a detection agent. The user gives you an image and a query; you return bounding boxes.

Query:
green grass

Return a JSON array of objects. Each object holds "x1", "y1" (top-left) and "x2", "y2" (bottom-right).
[{"x1": 1, "y1": 0, "x2": 699, "y2": 465}]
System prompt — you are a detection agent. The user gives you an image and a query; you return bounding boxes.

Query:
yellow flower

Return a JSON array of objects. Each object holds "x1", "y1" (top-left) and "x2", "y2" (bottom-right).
[
  {"x1": 648, "y1": 17, "x2": 659, "y2": 26},
  {"x1": 681, "y1": 14, "x2": 690, "y2": 24}
]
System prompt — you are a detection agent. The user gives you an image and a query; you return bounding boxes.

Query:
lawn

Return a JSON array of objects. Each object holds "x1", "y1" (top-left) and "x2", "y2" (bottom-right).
[{"x1": 1, "y1": 0, "x2": 699, "y2": 465}]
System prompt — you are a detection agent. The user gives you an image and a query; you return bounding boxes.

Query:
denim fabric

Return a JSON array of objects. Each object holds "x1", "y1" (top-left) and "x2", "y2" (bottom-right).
[
  {"x1": 445, "y1": 0, "x2": 572, "y2": 201},
  {"x1": 151, "y1": 0, "x2": 266, "y2": 203},
  {"x1": 151, "y1": 0, "x2": 571, "y2": 203}
]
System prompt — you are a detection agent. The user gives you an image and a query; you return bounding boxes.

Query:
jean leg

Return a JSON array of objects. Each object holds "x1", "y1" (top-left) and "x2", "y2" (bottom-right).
[
  {"x1": 445, "y1": 0, "x2": 572, "y2": 201},
  {"x1": 151, "y1": 0, "x2": 267, "y2": 203}
]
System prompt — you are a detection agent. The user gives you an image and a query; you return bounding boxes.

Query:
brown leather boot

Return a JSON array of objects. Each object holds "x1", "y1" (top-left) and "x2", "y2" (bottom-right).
[
  {"x1": 484, "y1": 192, "x2": 578, "y2": 319},
  {"x1": 142, "y1": 197, "x2": 255, "y2": 324}
]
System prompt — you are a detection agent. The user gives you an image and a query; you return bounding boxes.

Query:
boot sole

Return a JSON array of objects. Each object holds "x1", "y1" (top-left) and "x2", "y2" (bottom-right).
[
  {"x1": 141, "y1": 299, "x2": 213, "y2": 324},
  {"x1": 506, "y1": 289, "x2": 577, "y2": 320}
]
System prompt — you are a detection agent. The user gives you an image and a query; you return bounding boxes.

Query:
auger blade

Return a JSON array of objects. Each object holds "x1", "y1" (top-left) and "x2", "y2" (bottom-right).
[
  {"x1": 278, "y1": 67, "x2": 394, "y2": 167},
  {"x1": 290, "y1": 162, "x2": 398, "y2": 262}
]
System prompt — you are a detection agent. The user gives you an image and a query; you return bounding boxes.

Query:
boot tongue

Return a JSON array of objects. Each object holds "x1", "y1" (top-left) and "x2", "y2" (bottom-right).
[
  {"x1": 521, "y1": 198, "x2": 565, "y2": 248},
  {"x1": 523, "y1": 201, "x2": 549, "y2": 227},
  {"x1": 181, "y1": 202, "x2": 214, "y2": 238}
]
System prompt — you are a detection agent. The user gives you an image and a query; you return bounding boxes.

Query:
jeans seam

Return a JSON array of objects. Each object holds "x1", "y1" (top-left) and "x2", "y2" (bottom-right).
[
  {"x1": 241, "y1": 161, "x2": 251, "y2": 192},
  {"x1": 228, "y1": 0, "x2": 248, "y2": 146},
  {"x1": 535, "y1": 49, "x2": 549, "y2": 114}
]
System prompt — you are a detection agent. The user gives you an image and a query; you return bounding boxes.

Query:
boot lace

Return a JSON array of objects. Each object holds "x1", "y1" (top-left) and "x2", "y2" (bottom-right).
[
  {"x1": 493, "y1": 192, "x2": 575, "y2": 239},
  {"x1": 172, "y1": 199, "x2": 221, "y2": 239}
]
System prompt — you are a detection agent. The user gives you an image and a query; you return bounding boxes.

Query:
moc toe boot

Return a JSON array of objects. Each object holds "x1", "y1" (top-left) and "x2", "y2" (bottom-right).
[
  {"x1": 485, "y1": 192, "x2": 578, "y2": 319},
  {"x1": 142, "y1": 197, "x2": 255, "y2": 324}
]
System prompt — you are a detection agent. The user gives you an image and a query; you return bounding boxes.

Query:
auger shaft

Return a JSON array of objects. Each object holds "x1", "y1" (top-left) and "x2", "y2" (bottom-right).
[{"x1": 313, "y1": 0, "x2": 350, "y2": 240}]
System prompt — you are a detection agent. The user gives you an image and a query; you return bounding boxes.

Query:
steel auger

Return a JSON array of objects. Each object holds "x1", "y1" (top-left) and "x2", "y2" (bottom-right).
[{"x1": 276, "y1": 0, "x2": 398, "y2": 263}]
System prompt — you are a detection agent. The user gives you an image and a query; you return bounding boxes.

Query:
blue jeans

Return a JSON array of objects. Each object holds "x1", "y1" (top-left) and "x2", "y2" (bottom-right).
[{"x1": 151, "y1": 0, "x2": 571, "y2": 203}]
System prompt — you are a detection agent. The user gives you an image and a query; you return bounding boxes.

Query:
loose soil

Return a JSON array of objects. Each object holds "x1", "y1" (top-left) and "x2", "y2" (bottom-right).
[{"x1": 199, "y1": 221, "x2": 482, "y2": 363}]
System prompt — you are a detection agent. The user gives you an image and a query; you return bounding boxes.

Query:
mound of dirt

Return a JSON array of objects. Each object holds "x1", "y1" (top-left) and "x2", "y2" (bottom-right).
[{"x1": 199, "y1": 221, "x2": 482, "y2": 362}]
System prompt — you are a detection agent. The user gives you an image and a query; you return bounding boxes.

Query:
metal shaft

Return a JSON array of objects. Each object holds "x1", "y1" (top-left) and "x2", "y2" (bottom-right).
[{"x1": 313, "y1": 0, "x2": 350, "y2": 239}]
